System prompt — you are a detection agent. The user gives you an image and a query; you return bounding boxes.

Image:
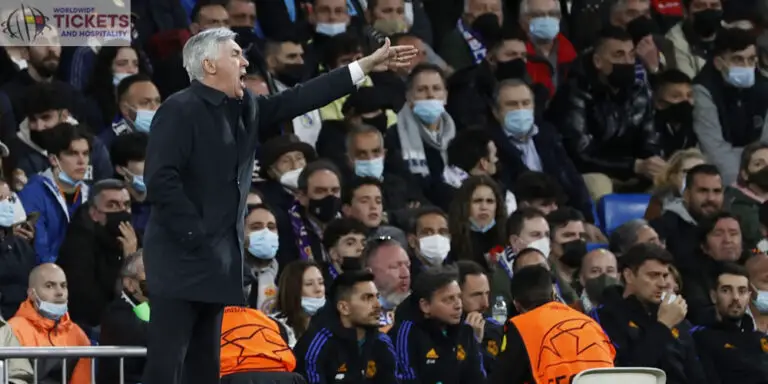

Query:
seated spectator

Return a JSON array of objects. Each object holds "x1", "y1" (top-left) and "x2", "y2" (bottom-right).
[
  {"x1": 342, "y1": 177, "x2": 384, "y2": 229},
  {"x1": 272, "y1": 260, "x2": 326, "y2": 347},
  {"x1": 389, "y1": 265, "x2": 486, "y2": 383},
  {"x1": 0, "y1": 264, "x2": 92, "y2": 383},
  {"x1": 653, "y1": 69, "x2": 697, "y2": 157},
  {"x1": 745, "y1": 252, "x2": 768, "y2": 332},
  {"x1": 57, "y1": 179, "x2": 136, "y2": 328},
  {"x1": 294, "y1": 271, "x2": 397, "y2": 383},
  {"x1": 98, "y1": 74, "x2": 161, "y2": 148},
  {"x1": 98, "y1": 250, "x2": 148, "y2": 384},
  {"x1": 321, "y1": 218, "x2": 368, "y2": 284},
  {"x1": 456, "y1": 260, "x2": 503, "y2": 375},
  {"x1": 545, "y1": 207, "x2": 586, "y2": 304},
  {"x1": 513, "y1": 171, "x2": 562, "y2": 215},
  {"x1": 683, "y1": 212, "x2": 743, "y2": 325},
  {"x1": 726, "y1": 142, "x2": 768, "y2": 250},
  {"x1": 280, "y1": 160, "x2": 342, "y2": 265},
  {"x1": 242, "y1": 69, "x2": 269, "y2": 96},
  {"x1": 447, "y1": 175, "x2": 507, "y2": 272},
  {"x1": 574, "y1": 248, "x2": 620, "y2": 312},
  {"x1": 609, "y1": 218, "x2": 664, "y2": 255},
  {"x1": 693, "y1": 27, "x2": 768, "y2": 184},
  {"x1": 385, "y1": 64, "x2": 455, "y2": 205},
  {"x1": 405, "y1": 207, "x2": 451, "y2": 279},
  {"x1": 592, "y1": 243, "x2": 707, "y2": 382},
  {"x1": 306, "y1": 0, "x2": 354, "y2": 62},
  {"x1": 84, "y1": 44, "x2": 152, "y2": 131},
  {"x1": 254, "y1": 0, "x2": 311, "y2": 43},
  {"x1": 15, "y1": 82, "x2": 113, "y2": 185},
  {"x1": 0, "y1": 178, "x2": 34, "y2": 320},
  {"x1": 18, "y1": 123, "x2": 92, "y2": 263},
  {"x1": 438, "y1": 0, "x2": 503, "y2": 72},
  {"x1": 505, "y1": 207, "x2": 550, "y2": 258},
  {"x1": 692, "y1": 263, "x2": 768, "y2": 383},
  {"x1": 646, "y1": 148, "x2": 705, "y2": 220},
  {"x1": 609, "y1": 0, "x2": 676, "y2": 77},
  {"x1": 243, "y1": 204, "x2": 280, "y2": 313},
  {"x1": 363, "y1": 237, "x2": 411, "y2": 332},
  {"x1": 651, "y1": 164, "x2": 724, "y2": 272},
  {"x1": 488, "y1": 79, "x2": 593, "y2": 220},
  {"x1": 550, "y1": 27, "x2": 663, "y2": 200},
  {"x1": 442, "y1": 128, "x2": 506, "y2": 213},
  {"x1": 110, "y1": 132, "x2": 150, "y2": 236},
  {"x1": 489, "y1": 265, "x2": 615, "y2": 383},
  {"x1": 665, "y1": 0, "x2": 722, "y2": 79},
  {"x1": 519, "y1": 0, "x2": 577, "y2": 96},
  {"x1": 512, "y1": 247, "x2": 549, "y2": 273}
]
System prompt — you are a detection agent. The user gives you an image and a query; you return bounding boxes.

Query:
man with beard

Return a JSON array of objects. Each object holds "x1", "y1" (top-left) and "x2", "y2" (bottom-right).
[
  {"x1": 652, "y1": 69, "x2": 697, "y2": 157},
  {"x1": 363, "y1": 237, "x2": 411, "y2": 332},
  {"x1": 0, "y1": 26, "x2": 99, "y2": 129},
  {"x1": 651, "y1": 164, "x2": 724, "y2": 269},
  {"x1": 691, "y1": 263, "x2": 768, "y2": 383},
  {"x1": 294, "y1": 270, "x2": 398, "y2": 384}
]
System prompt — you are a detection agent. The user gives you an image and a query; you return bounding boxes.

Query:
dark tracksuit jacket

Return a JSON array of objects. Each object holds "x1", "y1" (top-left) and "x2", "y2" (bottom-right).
[
  {"x1": 388, "y1": 295, "x2": 487, "y2": 384},
  {"x1": 590, "y1": 288, "x2": 707, "y2": 384},
  {"x1": 479, "y1": 318, "x2": 503, "y2": 377},
  {"x1": 691, "y1": 315, "x2": 768, "y2": 384},
  {"x1": 293, "y1": 305, "x2": 398, "y2": 384}
]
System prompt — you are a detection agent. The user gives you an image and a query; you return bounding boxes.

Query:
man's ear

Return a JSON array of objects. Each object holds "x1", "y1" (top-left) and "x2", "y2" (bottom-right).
[
  {"x1": 418, "y1": 297, "x2": 430, "y2": 317},
  {"x1": 337, "y1": 300, "x2": 350, "y2": 316},
  {"x1": 709, "y1": 288, "x2": 717, "y2": 306},
  {"x1": 48, "y1": 154, "x2": 58, "y2": 169},
  {"x1": 407, "y1": 233, "x2": 418, "y2": 251}
]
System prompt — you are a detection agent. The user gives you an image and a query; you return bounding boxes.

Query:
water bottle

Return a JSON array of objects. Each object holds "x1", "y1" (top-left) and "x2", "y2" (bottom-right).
[{"x1": 492, "y1": 296, "x2": 507, "y2": 324}]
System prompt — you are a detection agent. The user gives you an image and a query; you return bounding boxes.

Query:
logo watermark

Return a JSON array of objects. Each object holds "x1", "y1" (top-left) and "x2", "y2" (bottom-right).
[{"x1": 0, "y1": 0, "x2": 131, "y2": 46}]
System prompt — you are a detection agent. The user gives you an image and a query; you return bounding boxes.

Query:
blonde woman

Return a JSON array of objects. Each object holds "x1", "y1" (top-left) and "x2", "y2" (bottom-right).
[{"x1": 645, "y1": 149, "x2": 706, "y2": 220}]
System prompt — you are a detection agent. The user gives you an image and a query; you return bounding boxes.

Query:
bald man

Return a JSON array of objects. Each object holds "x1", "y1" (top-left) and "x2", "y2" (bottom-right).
[
  {"x1": 747, "y1": 253, "x2": 768, "y2": 332},
  {"x1": 578, "y1": 249, "x2": 620, "y2": 312},
  {"x1": 0, "y1": 264, "x2": 92, "y2": 383}
]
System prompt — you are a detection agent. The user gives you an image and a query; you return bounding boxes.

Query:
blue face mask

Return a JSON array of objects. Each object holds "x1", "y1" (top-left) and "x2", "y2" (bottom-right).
[
  {"x1": 503, "y1": 109, "x2": 535, "y2": 138},
  {"x1": 355, "y1": 156, "x2": 385, "y2": 178},
  {"x1": 35, "y1": 290, "x2": 67, "y2": 320},
  {"x1": 57, "y1": 168, "x2": 79, "y2": 187},
  {"x1": 301, "y1": 296, "x2": 326, "y2": 315},
  {"x1": 132, "y1": 175, "x2": 146, "y2": 193},
  {"x1": 725, "y1": 66, "x2": 755, "y2": 88},
  {"x1": 470, "y1": 218, "x2": 496, "y2": 233},
  {"x1": 0, "y1": 200, "x2": 15, "y2": 228},
  {"x1": 247, "y1": 229, "x2": 279, "y2": 259},
  {"x1": 528, "y1": 16, "x2": 560, "y2": 41},
  {"x1": 113, "y1": 72, "x2": 132, "y2": 87},
  {"x1": 754, "y1": 290, "x2": 768, "y2": 314},
  {"x1": 133, "y1": 109, "x2": 156, "y2": 133},
  {"x1": 412, "y1": 99, "x2": 444, "y2": 124},
  {"x1": 316, "y1": 22, "x2": 347, "y2": 36}
]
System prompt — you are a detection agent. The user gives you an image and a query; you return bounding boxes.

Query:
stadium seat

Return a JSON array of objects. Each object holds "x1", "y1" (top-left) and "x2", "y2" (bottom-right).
[
  {"x1": 597, "y1": 194, "x2": 652, "y2": 235},
  {"x1": 572, "y1": 367, "x2": 666, "y2": 384}
]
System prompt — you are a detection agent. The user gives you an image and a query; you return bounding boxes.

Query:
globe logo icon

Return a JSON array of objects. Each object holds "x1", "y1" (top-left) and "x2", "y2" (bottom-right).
[{"x1": 2, "y1": 5, "x2": 49, "y2": 44}]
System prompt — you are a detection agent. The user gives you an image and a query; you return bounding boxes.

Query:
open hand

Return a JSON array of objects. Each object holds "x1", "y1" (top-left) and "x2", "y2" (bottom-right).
[
  {"x1": 117, "y1": 221, "x2": 138, "y2": 256},
  {"x1": 360, "y1": 38, "x2": 419, "y2": 73}
]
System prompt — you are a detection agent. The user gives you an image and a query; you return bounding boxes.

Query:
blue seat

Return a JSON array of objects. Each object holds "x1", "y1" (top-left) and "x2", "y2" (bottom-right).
[{"x1": 597, "y1": 194, "x2": 652, "y2": 235}]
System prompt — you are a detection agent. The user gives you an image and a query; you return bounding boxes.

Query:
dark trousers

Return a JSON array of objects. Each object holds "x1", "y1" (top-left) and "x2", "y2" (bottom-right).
[{"x1": 142, "y1": 296, "x2": 225, "y2": 384}]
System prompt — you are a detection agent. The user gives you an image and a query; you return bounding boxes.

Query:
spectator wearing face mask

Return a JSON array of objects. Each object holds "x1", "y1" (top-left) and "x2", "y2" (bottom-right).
[
  {"x1": 745, "y1": 251, "x2": 768, "y2": 333},
  {"x1": 725, "y1": 142, "x2": 768, "y2": 251},
  {"x1": 646, "y1": 148, "x2": 705, "y2": 220},
  {"x1": 110, "y1": 132, "x2": 150, "y2": 237},
  {"x1": 545, "y1": 207, "x2": 586, "y2": 305},
  {"x1": 652, "y1": 70, "x2": 697, "y2": 156},
  {"x1": 56, "y1": 179, "x2": 137, "y2": 329},
  {"x1": 0, "y1": 264, "x2": 91, "y2": 384},
  {"x1": 18, "y1": 123, "x2": 92, "y2": 264},
  {"x1": 243, "y1": 204, "x2": 280, "y2": 313},
  {"x1": 321, "y1": 218, "x2": 368, "y2": 287},
  {"x1": 609, "y1": 218, "x2": 664, "y2": 256},
  {"x1": 609, "y1": 0, "x2": 678, "y2": 78},
  {"x1": 573, "y1": 248, "x2": 620, "y2": 313},
  {"x1": 99, "y1": 74, "x2": 161, "y2": 149},
  {"x1": 98, "y1": 250, "x2": 149, "y2": 384},
  {"x1": 549, "y1": 27, "x2": 662, "y2": 200},
  {"x1": 0, "y1": 177, "x2": 36, "y2": 320},
  {"x1": 694, "y1": 27, "x2": 768, "y2": 185},
  {"x1": 456, "y1": 260, "x2": 503, "y2": 375},
  {"x1": 447, "y1": 176, "x2": 507, "y2": 273},
  {"x1": 272, "y1": 260, "x2": 326, "y2": 348},
  {"x1": 691, "y1": 263, "x2": 768, "y2": 383},
  {"x1": 666, "y1": 0, "x2": 722, "y2": 79},
  {"x1": 406, "y1": 207, "x2": 450, "y2": 279},
  {"x1": 438, "y1": 0, "x2": 504, "y2": 72},
  {"x1": 496, "y1": 208, "x2": 551, "y2": 305}
]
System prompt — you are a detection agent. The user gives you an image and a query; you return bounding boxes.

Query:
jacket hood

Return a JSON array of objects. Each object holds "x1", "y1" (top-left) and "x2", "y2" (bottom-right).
[
  {"x1": 18, "y1": 115, "x2": 79, "y2": 155},
  {"x1": 14, "y1": 299, "x2": 76, "y2": 333},
  {"x1": 662, "y1": 198, "x2": 698, "y2": 225}
]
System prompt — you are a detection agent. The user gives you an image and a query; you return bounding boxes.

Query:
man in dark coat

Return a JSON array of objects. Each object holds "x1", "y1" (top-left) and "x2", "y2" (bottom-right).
[{"x1": 142, "y1": 27, "x2": 417, "y2": 384}]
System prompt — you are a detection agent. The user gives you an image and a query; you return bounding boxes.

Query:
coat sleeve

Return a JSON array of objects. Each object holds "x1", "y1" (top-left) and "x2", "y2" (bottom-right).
[
  {"x1": 692, "y1": 84, "x2": 741, "y2": 184},
  {"x1": 57, "y1": 226, "x2": 102, "y2": 326},
  {"x1": 376, "y1": 333, "x2": 400, "y2": 384},
  {"x1": 488, "y1": 322, "x2": 531, "y2": 384},
  {"x1": 389, "y1": 321, "x2": 423, "y2": 384},
  {"x1": 295, "y1": 329, "x2": 331, "y2": 384},
  {"x1": 144, "y1": 96, "x2": 206, "y2": 251},
  {"x1": 257, "y1": 66, "x2": 357, "y2": 132},
  {"x1": 0, "y1": 324, "x2": 34, "y2": 384},
  {"x1": 18, "y1": 186, "x2": 54, "y2": 264},
  {"x1": 90, "y1": 138, "x2": 113, "y2": 183},
  {"x1": 479, "y1": 319, "x2": 503, "y2": 375},
  {"x1": 461, "y1": 330, "x2": 487, "y2": 383},
  {"x1": 684, "y1": 327, "x2": 710, "y2": 384},
  {"x1": 69, "y1": 328, "x2": 93, "y2": 384},
  {"x1": 590, "y1": 307, "x2": 675, "y2": 367}
]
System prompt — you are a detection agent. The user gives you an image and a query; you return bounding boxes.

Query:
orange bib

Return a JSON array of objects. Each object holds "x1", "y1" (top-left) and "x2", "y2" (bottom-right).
[{"x1": 220, "y1": 306, "x2": 296, "y2": 377}]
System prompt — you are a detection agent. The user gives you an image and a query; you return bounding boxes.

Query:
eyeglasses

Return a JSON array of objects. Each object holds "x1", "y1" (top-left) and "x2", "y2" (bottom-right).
[{"x1": 361, "y1": 235, "x2": 395, "y2": 259}]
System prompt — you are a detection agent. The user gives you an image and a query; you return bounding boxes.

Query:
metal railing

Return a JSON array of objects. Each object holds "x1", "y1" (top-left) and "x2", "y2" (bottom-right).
[{"x1": 0, "y1": 346, "x2": 146, "y2": 384}]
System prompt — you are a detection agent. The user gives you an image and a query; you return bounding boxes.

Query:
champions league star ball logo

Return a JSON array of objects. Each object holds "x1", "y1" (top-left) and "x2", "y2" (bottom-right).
[{"x1": 2, "y1": 5, "x2": 50, "y2": 43}]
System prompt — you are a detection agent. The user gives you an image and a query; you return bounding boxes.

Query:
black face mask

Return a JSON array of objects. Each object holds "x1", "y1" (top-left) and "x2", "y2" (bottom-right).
[
  {"x1": 559, "y1": 239, "x2": 587, "y2": 268},
  {"x1": 362, "y1": 114, "x2": 388, "y2": 134},
  {"x1": 341, "y1": 256, "x2": 363, "y2": 272},
  {"x1": 606, "y1": 63, "x2": 636, "y2": 89},
  {"x1": 30, "y1": 129, "x2": 55, "y2": 150},
  {"x1": 308, "y1": 195, "x2": 341, "y2": 223},
  {"x1": 749, "y1": 167, "x2": 768, "y2": 190},
  {"x1": 692, "y1": 9, "x2": 722, "y2": 37},
  {"x1": 104, "y1": 210, "x2": 132, "y2": 237},
  {"x1": 275, "y1": 63, "x2": 306, "y2": 87},
  {"x1": 495, "y1": 58, "x2": 527, "y2": 81},
  {"x1": 657, "y1": 101, "x2": 694, "y2": 126},
  {"x1": 626, "y1": 16, "x2": 659, "y2": 44},
  {"x1": 470, "y1": 13, "x2": 501, "y2": 45},
  {"x1": 584, "y1": 274, "x2": 622, "y2": 303}
]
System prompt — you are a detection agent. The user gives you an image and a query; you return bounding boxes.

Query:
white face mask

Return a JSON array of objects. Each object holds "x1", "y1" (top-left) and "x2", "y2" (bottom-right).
[
  {"x1": 527, "y1": 237, "x2": 551, "y2": 258},
  {"x1": 419, "y1": 235, "x2": 450, "y2": 265},
  {"x1": 279, "y1": 167, "x2": 303, "y2": 189},
  {"x1": 301, "y1": 296, "x2": 326, "y2": 315},
  {"x1": 34, "y1": 290, "x2": 67, "y2": 320}
]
